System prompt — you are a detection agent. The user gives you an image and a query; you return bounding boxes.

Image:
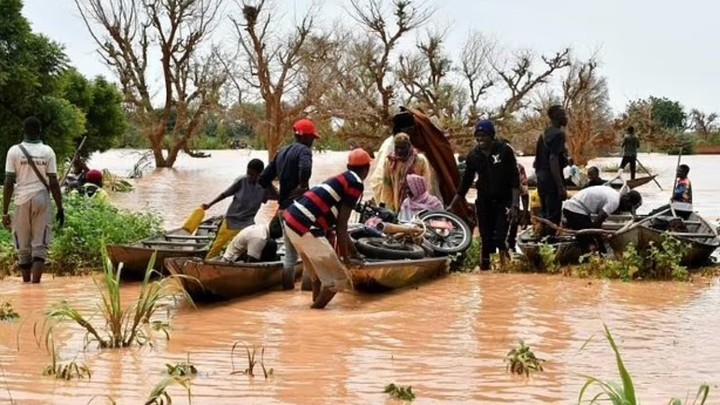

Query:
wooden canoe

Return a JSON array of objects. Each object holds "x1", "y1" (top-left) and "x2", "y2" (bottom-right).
[
  {"x1": 108, "y1": 216, "x2": 222, "y2": 281},
  {"x1": 608, "y1": 212, "x2": 720, "y2": 267},
  {"x1": 164, "y1": 257, "x2": 302, "y2": 302},
  {"x1": 527, "y1": 175, "x2": 658, "y2": 191},
  {"x1": 348, "y1": 256, "x2": 450, "y2": 293}
]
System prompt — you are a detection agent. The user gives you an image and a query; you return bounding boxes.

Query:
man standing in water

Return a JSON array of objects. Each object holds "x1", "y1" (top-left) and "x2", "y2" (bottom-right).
[
  {"x1": 258, "y1": 118, "x2": 318, "y2": 290},
  {"x1": 203, "y1": 159, "x2": 270, "y2": 258},
  {"x1": 534, "y1": 105, "x2": 569, "y2": 229},
  {"x1": 3, "y1": 117, "x2": 64, "y2": 283},
  {"x1": 283, "y1": 149, "x2": 371, "y2": 309},
  {"x1": 619, "y1": 126, "x2": 640, "y2": 180},
  {"x1": 449, "y1": 120, "x2": 520, "y2": 270}
]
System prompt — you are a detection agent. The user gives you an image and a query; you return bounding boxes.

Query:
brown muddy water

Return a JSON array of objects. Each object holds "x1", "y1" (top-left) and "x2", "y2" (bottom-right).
[{"x1": 0, "y1": 149, "x2": 718, "y2": 404}]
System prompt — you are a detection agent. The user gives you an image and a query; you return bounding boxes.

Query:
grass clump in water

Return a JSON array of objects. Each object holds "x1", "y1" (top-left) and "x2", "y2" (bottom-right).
[
  {"x1": 47, "y1": 246, "x2": 192, "y2": 349},
  {"x1": 145, "y1": 376, "x2": 191, "y2": 405},
  {"x1": 41, "y1": 331, "x2": 91, "y2": 381},
  {"x1": 166, "y1": 354, "x2": 198, "y2": 377},
  {"x1": 505, "y1": 340, "x2": 545, "y2": 377},
  {"x1": 230, "y1": 342, "x2": 273, "y2": 379},
  {"x1": 384, "y1": 383, "x2": 416, "y2": 402},
  {"x1": 579, "y1": 324, "x2": 711, "y2": 404},
  {"x1": 538, "y1": 243, "x2": 560, "y2": 273},
  {"x1": 0, "y1": 302, "x2": 19, "y2": 321}
]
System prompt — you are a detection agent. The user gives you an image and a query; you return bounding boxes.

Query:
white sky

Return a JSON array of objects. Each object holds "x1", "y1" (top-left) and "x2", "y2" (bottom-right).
[{"x1": 23, "y1": 0, "x2": 720, "y2": 115}]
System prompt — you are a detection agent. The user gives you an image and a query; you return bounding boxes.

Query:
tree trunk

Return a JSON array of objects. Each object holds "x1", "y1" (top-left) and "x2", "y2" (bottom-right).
[{"x1": 266, "y1": 98, "x2": 284, "y2": 159}]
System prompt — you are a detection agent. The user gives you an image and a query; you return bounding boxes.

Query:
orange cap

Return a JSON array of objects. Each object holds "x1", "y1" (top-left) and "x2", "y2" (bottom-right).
[
  {"x1": 348, "y1": 149, "x2": 373, "y2": 166},
  {"x1": 293, "y1": 119, "x2": 319, "y2": 138}
]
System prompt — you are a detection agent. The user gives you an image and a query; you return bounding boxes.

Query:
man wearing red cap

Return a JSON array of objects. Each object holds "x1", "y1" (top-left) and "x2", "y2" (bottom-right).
[
  {"x1": 259, "y1": 118, "x2": 319, "y2": 289},
  {"x1": 283, "y1": 149, "x2": 372, "y2": 309},
  {"x1": 78, "y1": 169, "x2": 110, "y2": 203}
]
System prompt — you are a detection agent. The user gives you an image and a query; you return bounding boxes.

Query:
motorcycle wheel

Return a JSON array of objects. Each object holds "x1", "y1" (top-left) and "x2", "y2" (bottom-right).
[
  {"x1": 356, "y1": 237, "x2": 425, "y2": 260},
  {"x1": 418, "y1": 210, "x2": 472, "y2": 254}
]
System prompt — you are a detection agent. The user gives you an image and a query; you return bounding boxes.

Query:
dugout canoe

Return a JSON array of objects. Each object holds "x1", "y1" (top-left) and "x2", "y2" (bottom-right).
[
  {"x1": 164, "y1": 256, "x2": 302, "y2": 301},
  {"x1": 108, "y1": 216, "x2": 222, "y2": 280},
  {"x1": 348, "y1": 256, "x2": 450, "y2": 293},
  {"x1": 608, "y1": 211, "x2": 720, "y2": 267}
]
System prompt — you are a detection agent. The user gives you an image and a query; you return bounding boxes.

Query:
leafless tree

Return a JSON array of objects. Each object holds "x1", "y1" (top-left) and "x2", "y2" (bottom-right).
[
  {"x1": 75, "y1": 0, "x2": 226, "y2": 167},
  {"x1": 231, "y1": 0, "x2": 314, "y2": 158},
  {"x1": 460, "y1": 31, "x2": 496, "y2": 122},
  {"x1": 689, "y1": 109, "x2": 718, "y2": 139}
]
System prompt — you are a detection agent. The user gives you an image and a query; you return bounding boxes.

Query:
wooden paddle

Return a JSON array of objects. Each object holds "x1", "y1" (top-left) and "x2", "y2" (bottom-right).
[
  {"x1": 635, "y1": 158, "x2": 663, "y2": 190},
  {"x1": 533, "y1": 216, "x2": 616, "y2": 236},
  {"x1": 60, "y1": 136, "x2": 87, "y2": 187}
]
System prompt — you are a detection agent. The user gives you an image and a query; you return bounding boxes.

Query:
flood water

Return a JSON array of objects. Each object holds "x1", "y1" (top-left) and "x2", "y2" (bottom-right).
[{"x1": 0, "y1": 149, "x2": 718, "y2": 404}]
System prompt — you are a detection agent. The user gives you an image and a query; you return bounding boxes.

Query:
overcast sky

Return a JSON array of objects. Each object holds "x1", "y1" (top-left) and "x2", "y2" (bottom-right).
[{"x1": 23, "y1": 0, "x2": 720, "y2": 114}]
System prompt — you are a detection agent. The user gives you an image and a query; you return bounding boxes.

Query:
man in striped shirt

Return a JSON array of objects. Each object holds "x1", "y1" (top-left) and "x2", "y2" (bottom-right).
[{"x1": 283, "y1": 149, "x2": 373, "y2": 309}]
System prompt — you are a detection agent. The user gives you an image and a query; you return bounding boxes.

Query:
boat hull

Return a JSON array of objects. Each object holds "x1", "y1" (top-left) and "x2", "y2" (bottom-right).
[
  {"x1": 165, "y1": 257, "x2": 302, "y2": 301},
  {"x1": 349, "y1": 256, "x2": 450, "y2": 293},
  {"x1": 108, "y1": 244, "x2": 208, "y2": 280}
]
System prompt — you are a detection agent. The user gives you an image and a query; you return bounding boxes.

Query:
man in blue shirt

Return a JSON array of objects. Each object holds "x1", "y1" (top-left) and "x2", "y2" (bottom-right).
[{"x1": 258, "y1": 118, "x2": 319, "y2": 290}]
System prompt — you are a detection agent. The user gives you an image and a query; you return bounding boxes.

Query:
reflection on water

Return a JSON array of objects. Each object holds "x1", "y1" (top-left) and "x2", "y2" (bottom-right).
[{"x1": 0, "y1": 150, "x2": 716, "y2": 403}]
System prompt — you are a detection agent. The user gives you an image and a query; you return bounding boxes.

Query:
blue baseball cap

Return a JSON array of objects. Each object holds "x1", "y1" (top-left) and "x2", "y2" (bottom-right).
[{"x1": 474, "y1": 119, "x2": 495, "y2": 138}]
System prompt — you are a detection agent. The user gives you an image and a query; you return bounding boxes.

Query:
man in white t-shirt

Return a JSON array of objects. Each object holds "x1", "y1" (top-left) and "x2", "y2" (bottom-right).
[
  {"x1": 2, "y1": 117, "x2": 65, "y2": 283},
  {"x1": 562, "y1": 187, "x2": 642, "y2": 253},
  {"x1": 221, "y1": 217, "x2": 283, "y2": 263}
]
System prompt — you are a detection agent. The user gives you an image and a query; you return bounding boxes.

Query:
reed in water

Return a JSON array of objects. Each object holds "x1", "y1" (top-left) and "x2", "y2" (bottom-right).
[{"x1": 47, "y1": 246, "x2": 193, "y2": 349}]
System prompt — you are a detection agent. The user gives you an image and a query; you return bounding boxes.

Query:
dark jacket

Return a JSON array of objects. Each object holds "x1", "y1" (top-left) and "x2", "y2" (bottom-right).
[
  {"x1": 534, "y1": 127, "x2": 568, "y2": 172},
  {"x1": 458, "y1": 140, "x2": 519, "y2": 205},
  {"x1": 258, "y1": 143, "x2": 312, "y2": 209}
]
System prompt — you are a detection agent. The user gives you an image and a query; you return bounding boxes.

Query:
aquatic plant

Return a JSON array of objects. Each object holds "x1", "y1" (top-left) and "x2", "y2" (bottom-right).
[
  {"x1": 579, "y1": 324, "x2": 710, "y2": 405},
  {"x1": 166, "y1": 354, "x2": 198, "y2": 377},
  {"x1": 454, "y1": 238, "x2": 480, "y2": 272},
  {"x1": 647, "y1": 234, "x2": 690, "y2": 281},
  {"x1": 577, "y1": 247, "x2": 643, "y2": 281},
  {"x1": 230, "y1": 342, "x2": 273, "y2": 379},
  {"x1": 47, "y1": 247, "x2": 193, "y2": 349},
  {"x1": 145, "y1": 376, "x2": 192, "y2": 405},
  {"x1": 0, "y1": 302, "x2": 19, "y2": 321},
  {"x1": 101, "y1": 169, "x2": 134, "y2": 192},
  {"x1": 538, "y1": 243, "x2": 560, "y2": 273},
  {"x1": 384, "y1": 383, "x2": 416, "y2": 402},
  {"x1": 41, "y1": 332, "x2": 91, "y2": 381},
  {"x1": 505, "y1": 340, "x2": 545, "y2": 377}
]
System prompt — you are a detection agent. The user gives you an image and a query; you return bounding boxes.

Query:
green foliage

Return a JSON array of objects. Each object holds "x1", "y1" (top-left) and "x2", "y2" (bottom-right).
[
  {"x1": 58, "y1": 69, "x2": 127, "y2": 158},
  {"x1": 145, "y1": 376, "x2": 192, "y2": 405},
  {"x1": 384, "y1": 383, "x2": 416, "y2": 402},
  {"x1": 647, "y1": 235, "x2": 690, "y2": 281},
  {"x1": 538, "y1": 244, "x2": 560, "y2": 273},
  {"x1": 230, "y1": 342, "x2": 273, "y2": 379},
  {"x1": 505, "y1": 340, "x2": 545, "y2": 377},
  {"x1": 47, "y1": 247, "x2": 193, "y2": 349},
  {"x1": 579, "y1": 324, "x2": 710, "y2": 405},
  {"x1": 0, "y1": 301, "x2": 19, "y2": 321},
  {"x1": 455, "y1": 238, "x2": 480, "y2": 272},
  {"x1": 666, "y1": 132, "x2": 696, "y2": 155},
  {"x1": 48, "y1": 193, "x2": 162, "y2": 272},
  {"x1": 166, "y1": 354, "x2": 198, "y2": 377},
  {"x1": 41, "y1": 331, "x2": 91, "y2": 381},
  {"x1": 576, "y1": 246, "x2": 642, "y2": 281},
  {"x1": 650, "y1": 97, "x2": 687, "y2": 131}
]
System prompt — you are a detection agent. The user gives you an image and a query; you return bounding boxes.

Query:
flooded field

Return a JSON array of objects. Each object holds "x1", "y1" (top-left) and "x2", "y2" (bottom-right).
[{"x1": 0, "y1": 149, "x2": 717, "y2": 404}]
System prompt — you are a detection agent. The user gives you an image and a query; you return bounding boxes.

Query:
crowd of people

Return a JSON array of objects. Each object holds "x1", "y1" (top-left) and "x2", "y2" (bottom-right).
[{"x1": 1, "y1": 109, "x2": 696, "y2": 304}]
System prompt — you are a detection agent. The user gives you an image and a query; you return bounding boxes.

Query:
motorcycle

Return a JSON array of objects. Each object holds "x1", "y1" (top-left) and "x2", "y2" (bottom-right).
[{"x1": 350, "y1": 201, "x2": 472, "y2": 260}]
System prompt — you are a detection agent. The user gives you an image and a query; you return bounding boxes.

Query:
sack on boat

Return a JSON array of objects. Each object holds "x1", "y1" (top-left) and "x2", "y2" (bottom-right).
[{"x1": 182, "y1": 207, "x2": 206, "y2": 234}]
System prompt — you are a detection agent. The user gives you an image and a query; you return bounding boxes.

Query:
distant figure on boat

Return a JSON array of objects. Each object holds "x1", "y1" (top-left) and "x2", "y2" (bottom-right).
[
  {"x1": 563, "y1": 158, "x2": 582, "y2": 187},
  {"x1": 203, "y1": 159, "x2": 274, "y2": 259},
  {"x1": 620, "y1": 126, "x2": 640, "y2": 180},
  {"x1": 398, "y1": 174, "x2": 443, "y2": 222},
  {"x1": 221, "y1": 216, "x2": 283, "y2": 263},
  {"x1": 582, "y1": 166, "x2": 606, "y2": 189},
  {"x1": 563, "y1": 188, "x2": 642, "y2": 253}
]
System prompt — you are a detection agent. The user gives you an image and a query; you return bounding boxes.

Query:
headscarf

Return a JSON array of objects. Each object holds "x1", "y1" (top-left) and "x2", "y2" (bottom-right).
[
  {"x1": 388, "y1": 133, "x2": 417, "y2": 170},
  {"x1": 401, "y1": 174, "x2": 443, "y2": 213}
]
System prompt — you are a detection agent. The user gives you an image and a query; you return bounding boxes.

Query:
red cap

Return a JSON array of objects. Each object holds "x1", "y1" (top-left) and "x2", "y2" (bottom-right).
[
  {"x1": 348, "y1": 149, "x2": 373, "y2": 166},
  {"x1": 85, "y1": 169, "x2": 103, "y2": 185},
  {"x1": 293, "y1": 119, "x2": 319, "y2": 138}
]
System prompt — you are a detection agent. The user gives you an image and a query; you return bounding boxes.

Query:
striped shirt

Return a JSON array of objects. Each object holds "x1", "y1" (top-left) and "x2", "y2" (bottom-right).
[{"x1": 284, "y1": 170, "x2": 364, "y2": 236}]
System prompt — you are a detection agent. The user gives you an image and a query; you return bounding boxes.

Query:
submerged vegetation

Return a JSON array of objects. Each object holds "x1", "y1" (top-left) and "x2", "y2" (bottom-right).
[
  {"x1": 230, "y1": 342, "x2": 273, "y2": 379},
  {"x1": 505, "y1": 340, "x2": 545, "y2": 377},
  {"x1": 0, "y1": 302, "x2": 19, "y2": 321},
  {"x1": 145, "y1": 376, "x2": 192, "y2": 405},
  {"x1": 384, "y1": 383, "x2": 416, "y2": 402},
  {"x1": 40, "y1": 331, "x2": 92, "y2": 381},
  {"x1": 47, "y1": 249, "x2": 191, "y2": 349},
  {"x1": 166, "y1": 354, "x2": 198, "y2": 377},
  {"x1": 579, "y1": 324, "x2": 710, "y2": 404}
]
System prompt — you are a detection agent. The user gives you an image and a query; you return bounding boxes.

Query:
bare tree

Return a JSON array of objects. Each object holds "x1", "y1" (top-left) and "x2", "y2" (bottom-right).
[
  {"x1": 689, "y1": 108, "x2": 718, "y2": 140},
  {"x1": 491, "y1": 48, "x2": 571, "y2": 122},
  {"x1": 347, "y1": 0, "x2": 433, "y2": 124},
  {"x1": 75, "y1": 0, "x2": 226, "y2": 167},
  {"x1": 232, "y1": 0, "x2": 314, "y2": 159},
  {"x1": 460, "y1": 31, "x2": 496, "y2": 122}
]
